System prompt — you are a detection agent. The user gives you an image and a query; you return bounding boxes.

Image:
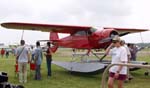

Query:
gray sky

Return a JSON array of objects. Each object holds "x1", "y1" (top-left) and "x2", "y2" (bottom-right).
[{"x1": 0, "y1": 0, "x2": 150, "y2": 45}]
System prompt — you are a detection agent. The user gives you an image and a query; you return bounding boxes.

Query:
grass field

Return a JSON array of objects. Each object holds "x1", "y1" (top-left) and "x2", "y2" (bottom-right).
[{"x1": 0, "y1": 48, "x2": 150, "y2": 88}]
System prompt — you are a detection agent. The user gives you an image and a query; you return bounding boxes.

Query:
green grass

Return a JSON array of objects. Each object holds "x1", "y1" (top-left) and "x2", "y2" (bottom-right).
[{"x1": 0, "y1": 49, "x2": 150, "y2": 88}]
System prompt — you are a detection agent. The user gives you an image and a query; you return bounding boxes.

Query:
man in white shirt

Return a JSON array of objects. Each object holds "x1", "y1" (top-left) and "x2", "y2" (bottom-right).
[
  {"x1": 120, "y1": 40, "x2": 133, "y2": 81},
  {"x1": 16, "y1": 40, "x2": 30, "y2": 83},
  {"x1": 120, "y1": 40, "x2": 131, "y2": 59},
  {"x1": 105, "y1": 36, "x2": 128, "y2": 88}
]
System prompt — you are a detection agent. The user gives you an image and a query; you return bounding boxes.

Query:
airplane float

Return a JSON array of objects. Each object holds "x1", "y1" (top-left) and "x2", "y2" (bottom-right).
[{"x1": 1, "y1": 22, "x2": 148, "y2": 74}]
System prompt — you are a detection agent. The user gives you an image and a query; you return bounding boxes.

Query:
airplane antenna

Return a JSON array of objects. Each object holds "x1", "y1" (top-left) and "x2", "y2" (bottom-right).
[{"x1": 21, "y1": 30, "x2": 24, "y2": 40}]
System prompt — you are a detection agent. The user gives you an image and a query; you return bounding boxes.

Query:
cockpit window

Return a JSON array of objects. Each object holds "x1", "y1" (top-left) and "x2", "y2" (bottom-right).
[
  {"x1": 73, "y1": 27, "x2": 97, "y2": 36},
  {"x1": 74, "y1": 31, "x2": 87, "y2": 36},
  {"x1": 87, "y1": 27, "x2": 97, "y2": 35},
  {"x1": 90, "y1": 27, "x2": 97, "y2": 33}
]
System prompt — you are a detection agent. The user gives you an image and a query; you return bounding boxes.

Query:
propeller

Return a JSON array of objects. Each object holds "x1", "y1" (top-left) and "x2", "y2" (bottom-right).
[
  {"x1": 99, "y1": 37, "x2": 113, "y2": 43},
  {"x1": 99, "y1": 33, "x2": 116, "y2": 43},
  {"x1": 99, "y1": 32, "x2": 130, "y2": 43}
]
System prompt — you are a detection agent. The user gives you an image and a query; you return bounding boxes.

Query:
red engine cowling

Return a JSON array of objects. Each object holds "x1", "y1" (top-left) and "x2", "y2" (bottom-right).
[
  {"x1": 91, "y1": 29, "x2": 118, "y2": 41},
  {"x1": 100, "y1": 29, "x2": 118, "y2": 40},
  {"x1": 88, "y1": 28, "x2": 119, "y2": 49}
]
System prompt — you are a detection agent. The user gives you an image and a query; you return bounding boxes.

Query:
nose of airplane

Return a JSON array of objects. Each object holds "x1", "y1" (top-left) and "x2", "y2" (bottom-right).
[{"x1": 99, "y1": 32, "x2": 118, "y2": 43}]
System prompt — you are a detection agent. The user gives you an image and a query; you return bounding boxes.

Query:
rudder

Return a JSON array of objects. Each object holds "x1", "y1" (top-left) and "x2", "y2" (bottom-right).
[
  {"x1": 50, "y1": 32, "x2": 59, "y2": 41},
  {"x1": 50, "y1": 32, "x2": 59, "y2": 53}
]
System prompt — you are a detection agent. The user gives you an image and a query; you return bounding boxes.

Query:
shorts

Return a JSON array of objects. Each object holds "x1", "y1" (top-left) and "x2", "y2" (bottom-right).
[{"x1": 109, "y1": 72, "x2": 127, "y2": 80}]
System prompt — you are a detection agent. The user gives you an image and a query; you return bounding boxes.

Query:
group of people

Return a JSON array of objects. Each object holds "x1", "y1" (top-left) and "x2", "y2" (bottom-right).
[
  {"x1": 127, "y1": 43, "x2": 138, "y2": 61},
  {"x1": 16, "y1": 40, "x2": 53, "y2": 83},
  {"x1": 105, "y1": 36, "x2": 138, "y2": 88},
  {"x1": 15, "y1": 36, "x2": 139, "y2": 86},
  {"x1": 0, "y1": 48, "x2": 9, "y2": 58}
]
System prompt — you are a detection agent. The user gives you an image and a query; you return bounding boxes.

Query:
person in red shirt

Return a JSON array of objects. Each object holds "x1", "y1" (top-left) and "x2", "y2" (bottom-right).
[
  {"x1": 1, "y1": 48, "x2": 5, "y2": 58},
  {"x1": 45, "y1": 42, "x2": 52, "y2": 78}
]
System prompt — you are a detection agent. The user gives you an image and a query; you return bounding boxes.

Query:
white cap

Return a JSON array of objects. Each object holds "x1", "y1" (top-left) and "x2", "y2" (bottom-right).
[{"x1": 112, "y1": 35, "x2": 121, "y2": 42}]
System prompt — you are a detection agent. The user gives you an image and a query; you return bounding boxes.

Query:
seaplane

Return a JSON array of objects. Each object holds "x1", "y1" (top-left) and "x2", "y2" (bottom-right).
[{"x1": 1, "y1": 22, "x2": 148, "y2": 74}]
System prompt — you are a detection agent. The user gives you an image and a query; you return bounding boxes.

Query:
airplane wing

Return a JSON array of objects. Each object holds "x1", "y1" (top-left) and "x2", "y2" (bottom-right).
[
  {"x1": 1, "y1": 22, "x2": 92, "y2": 34},
  {"x1": 104, "y1": 27, "x2": 148, "y2": 36}
]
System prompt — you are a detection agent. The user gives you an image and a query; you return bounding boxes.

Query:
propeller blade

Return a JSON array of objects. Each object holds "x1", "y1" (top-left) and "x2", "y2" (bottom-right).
[
  {"x1": 119, "y1": 32, "x2": 130, "y2": 36},
  {"x1": 99, "y1": 37, "x2": 112, "y2": 43},
  {"x1": 99, "y1": 32, "x2": 129, "y2": 43},
  {"x1": 99, "y1": 33, "x2": 117, "y2": 43}
]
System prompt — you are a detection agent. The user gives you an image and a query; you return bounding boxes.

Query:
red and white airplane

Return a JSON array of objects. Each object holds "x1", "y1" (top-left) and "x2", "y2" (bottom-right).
[{"x1": 1, "y1": 22, "x2": 148, "y2": 74}]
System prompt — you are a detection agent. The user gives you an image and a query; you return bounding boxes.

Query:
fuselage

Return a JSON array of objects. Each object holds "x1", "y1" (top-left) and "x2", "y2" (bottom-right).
[{"x1": 51, "y1": 28, "x2": 118, "y2": 49}]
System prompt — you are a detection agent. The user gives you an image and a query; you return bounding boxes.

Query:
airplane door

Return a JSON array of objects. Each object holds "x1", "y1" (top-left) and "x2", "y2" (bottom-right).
[{"x1": 71, "y1": 31, "x2": 90, "y2": 48}]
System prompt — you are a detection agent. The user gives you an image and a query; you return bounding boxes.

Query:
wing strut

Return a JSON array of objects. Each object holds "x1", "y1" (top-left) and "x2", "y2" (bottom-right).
[
  {"x1": 21, "y1": 30, "x2": 24, "y2": 40},
  {"x1": 140, "y1": 32, "x2": 144, "y2": 43}
]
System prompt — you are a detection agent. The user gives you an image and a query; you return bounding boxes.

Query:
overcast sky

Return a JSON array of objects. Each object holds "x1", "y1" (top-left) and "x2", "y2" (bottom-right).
[{"x1": 0, "y1": 0, "x2": 150, "y2": 45}]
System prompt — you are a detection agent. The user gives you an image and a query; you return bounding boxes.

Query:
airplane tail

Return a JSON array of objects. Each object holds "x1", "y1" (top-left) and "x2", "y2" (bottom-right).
[
  {"x1": 50, "y1": 32, "x2": 59, "y2": 53},
  {"x1": 50, "y1": 32, "x2": 59, "y2": 41}
]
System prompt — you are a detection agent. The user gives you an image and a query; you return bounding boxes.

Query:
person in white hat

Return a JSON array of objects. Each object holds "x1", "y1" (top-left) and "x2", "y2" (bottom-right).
[{"x1": 105, "y1": 36, "x2": 128, "y2": 88}]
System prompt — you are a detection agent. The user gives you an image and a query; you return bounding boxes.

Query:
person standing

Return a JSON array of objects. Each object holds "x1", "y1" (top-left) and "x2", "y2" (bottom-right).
[
  {"x1": 34, "y1": 41, "x2": 43, "y2": 80},
  {"x1": 120, "y1": 40, "x2": 133, "y2": 81},
  {"x1": 105, "y1": 36, "x2": 128, "y2": 88},
  {"x1": 1, "y1": 48, "x2": 5, "y2": 58},
  {"x1": 30, "y1": 46, "x2": 35, "y2": 61},
  {"x1": 120, "y1": 40, "x2": 131, "y2": 59},
  {"x1": 45, "y1": 42, "x2": 52, "y2": 78},
  {"x1": 16, "y1": 40, "x2": 30, "y2": 83},
  {"x1": 5, "y1": 50, "x2": 9, "y2": 58},
  {"x1": 131, "y1": 44, "x2": 138, "y2": 61}
]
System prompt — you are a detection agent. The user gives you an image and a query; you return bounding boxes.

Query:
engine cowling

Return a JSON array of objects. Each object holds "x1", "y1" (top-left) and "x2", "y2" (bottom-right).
[{"x1": 98, "y1": 29, "x2": 119, "y2": 43}]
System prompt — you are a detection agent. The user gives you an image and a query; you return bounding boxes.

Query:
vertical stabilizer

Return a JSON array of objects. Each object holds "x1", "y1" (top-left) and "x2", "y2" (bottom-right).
[
  {"x1": 50, "y1": 32, "x2": 59, "y2": 41},
  {"x1": 50, "y1": 32, "x2": 59, "y2": 53}
]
